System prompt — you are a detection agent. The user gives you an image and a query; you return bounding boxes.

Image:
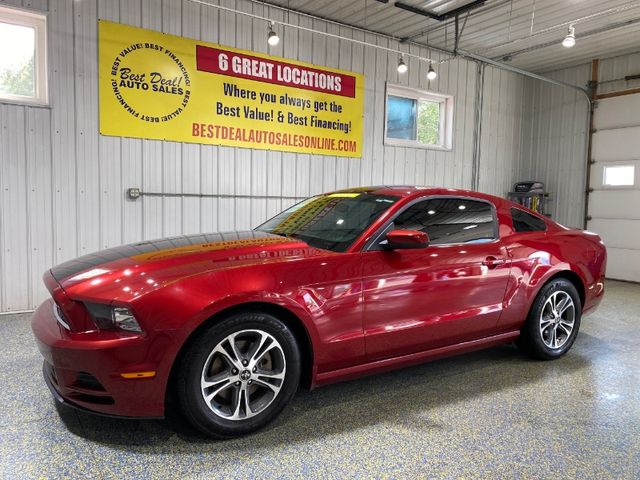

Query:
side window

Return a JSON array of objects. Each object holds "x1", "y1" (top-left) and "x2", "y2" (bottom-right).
[
  {"x1": 511, "y1": 208, "x2": 547, "y2": 232},
  {"x1": 393, "y1": 198, "x2": 497, "y2": 245}
]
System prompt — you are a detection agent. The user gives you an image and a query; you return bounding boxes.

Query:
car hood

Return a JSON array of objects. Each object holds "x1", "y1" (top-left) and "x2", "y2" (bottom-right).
[{"x1": 50, "y1": 230, "x2": 327, "y2": 302}]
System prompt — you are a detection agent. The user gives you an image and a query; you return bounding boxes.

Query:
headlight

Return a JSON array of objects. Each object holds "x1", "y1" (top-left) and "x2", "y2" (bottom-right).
[
  {"x1": 112, "y1": 307, "x2": 142, "y2": 332},
  {"x1": 84, "y1": 303, "x2": 142, "y2": 333}
]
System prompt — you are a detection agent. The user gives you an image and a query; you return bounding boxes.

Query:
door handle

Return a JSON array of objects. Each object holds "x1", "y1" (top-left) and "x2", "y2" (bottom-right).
[{"x1": 482, "y1": 256, "x2": 506, "y2": 268}]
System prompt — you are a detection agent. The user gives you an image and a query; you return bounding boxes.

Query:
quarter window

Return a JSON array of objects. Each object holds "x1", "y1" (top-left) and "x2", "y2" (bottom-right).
[
  {"x1": 0, "y1": 5, "x2": 47, "y2": 105},
  {"x1": 391, "y1": 198, "x2": 497, "y2": 245},
  {"x1": 511, "y1": 208, "x2": 547, "y2": 232},
  {"x1": 385, "y1": 84, "x2": 453, "y2": 150}
]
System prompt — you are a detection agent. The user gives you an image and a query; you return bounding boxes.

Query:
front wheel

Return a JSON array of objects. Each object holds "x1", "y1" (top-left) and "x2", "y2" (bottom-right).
[
  {"x1": 177, "y1": 312, "x2": 301, "y2": 438},
  {"x1": 517, "y1": 278, "x2": 582, "y2": 360}
]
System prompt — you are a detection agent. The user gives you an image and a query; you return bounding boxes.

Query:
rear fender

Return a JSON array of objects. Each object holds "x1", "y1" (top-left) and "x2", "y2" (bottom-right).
[{"x1": 500, "y1": 247, "x2": 588, "y2": 331}]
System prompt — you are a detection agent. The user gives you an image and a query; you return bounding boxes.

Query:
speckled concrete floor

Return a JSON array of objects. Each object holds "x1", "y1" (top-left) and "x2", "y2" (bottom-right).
[{"x1": 1, "y1": 280, "x2": 639, "y2": 479}]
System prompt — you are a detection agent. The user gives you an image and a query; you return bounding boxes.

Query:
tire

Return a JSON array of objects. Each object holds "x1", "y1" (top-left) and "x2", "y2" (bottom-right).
[
  {"x1": 177, "y1": 312, "x2": 301, "y2": 438},
  {"x1": 517, "y1": 278, "x2": 582, "y2": 360}
]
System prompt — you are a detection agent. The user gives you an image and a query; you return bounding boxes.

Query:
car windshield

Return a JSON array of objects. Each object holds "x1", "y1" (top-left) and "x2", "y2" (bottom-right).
[{"x1": 256, "y1": 193, "x2": 399, "y2": 252}]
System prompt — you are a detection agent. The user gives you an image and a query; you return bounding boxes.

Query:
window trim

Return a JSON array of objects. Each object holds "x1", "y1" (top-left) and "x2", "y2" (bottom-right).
[
  {"x1": 384, "y1": 83, "x2": 454, "y2": 151},
  {"x1": 0, "y1": 5, "x2": 48, "y2": 106},
  {"x1": 363, "y1": 195, "x2": 499, "y2": 251}
]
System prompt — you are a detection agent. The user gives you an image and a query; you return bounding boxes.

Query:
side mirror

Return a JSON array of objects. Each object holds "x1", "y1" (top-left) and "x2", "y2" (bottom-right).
[{"x1": 385, "y1": 229, "x2": 429, "y2": 250}]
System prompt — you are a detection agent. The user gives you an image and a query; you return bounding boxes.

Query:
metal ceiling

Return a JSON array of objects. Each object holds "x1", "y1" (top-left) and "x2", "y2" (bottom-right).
[
  {"x1": 257, "y1": 0, "x2": 640, "y2": 72},
  {"x1": 409, "y1": 0, "x2": 485, "y2": 17}
]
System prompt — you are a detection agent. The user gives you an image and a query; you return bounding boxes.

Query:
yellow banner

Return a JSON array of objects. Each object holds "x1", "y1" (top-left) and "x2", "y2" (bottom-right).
[{"x1": 98, "y1": 21, "x2": 364, "y2": 158}]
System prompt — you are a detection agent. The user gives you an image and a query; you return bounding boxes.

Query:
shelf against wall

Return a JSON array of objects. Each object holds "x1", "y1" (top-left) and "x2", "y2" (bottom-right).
[{"x1": 507, "y1": 181, "x2": 550, "y2": 216}]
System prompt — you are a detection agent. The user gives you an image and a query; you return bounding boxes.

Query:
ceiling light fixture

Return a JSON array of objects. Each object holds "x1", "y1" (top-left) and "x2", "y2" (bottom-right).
[
  {"x1": 427, "y1": 63, "x2": 437, "y2": 80},
  {"x1": 267, "y1": 22, "x2": 280, "y2": 46},
  {"x1": 397, "y1": 56, "x2": 408, "y2": 74},
  {"x1": 562, "y1": 25, "x2": 576, "y2": 48}
]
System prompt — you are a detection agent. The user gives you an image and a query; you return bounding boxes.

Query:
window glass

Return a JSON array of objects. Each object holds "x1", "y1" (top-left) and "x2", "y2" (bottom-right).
[
  {"x1": 0, "y1": 22, "x2": 34, "y2": 97},
  {"x1": 392, "y1": 198, "x2": 496, "y2": 245},
  {"x1": 417, "y1": 99, "x2": 440, "y2": 145},
  {"x1": 603, "y1": 165, "x2": 634, "y2": 186},
  {"x1": 386, "y1": 95, "x2": 416, "y2": 140},
  {"x1": 0, "y1": 6, "x2": 47, "y2": 104},
  {"x1": 511, "y1": 208, "x2": 547, "y2": 232},
  {"x1": 257, "y1": 193, "x2": 399, "y2": 252}
]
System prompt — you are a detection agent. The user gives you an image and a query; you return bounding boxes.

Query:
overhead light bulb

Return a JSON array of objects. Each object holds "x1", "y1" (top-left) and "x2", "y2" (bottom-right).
[
  {"x1": 427, "y1": 63, "x2": 437, "y2": 80},
  {"x1": 397, "y1": 56, "x2": 408, "y2": 74},
  {"x1": 267, "y1": 23, "x2": 280, "y2": 46},
  {"x1": 562, "y1": 26, "x2": 575, "y2": 48}
]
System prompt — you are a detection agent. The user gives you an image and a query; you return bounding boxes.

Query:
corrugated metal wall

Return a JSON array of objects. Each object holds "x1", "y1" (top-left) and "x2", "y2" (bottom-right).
[
  {"x1": 0, "y1": 0, "x2": 527, "y2": 312},
  {"x1": 478, "y1": 66, "x2": 527, "y2": 195},
  {"x1": 519, "y1": 64, "x2": 591, "y2": 228},
  {"x1": 598, "y1": 51, "x2": 640, "y2": 95},
  {"x1": 519, "y1": 51, "x2": 640, "y2": 229}
]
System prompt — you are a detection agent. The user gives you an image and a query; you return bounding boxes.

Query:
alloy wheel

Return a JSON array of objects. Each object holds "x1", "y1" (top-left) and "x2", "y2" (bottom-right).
[
  {"x1": 200, "y1": 329, "x2": 286, "y2": 420},
  {"x1": 539, "y1": 291, "x2": 575, "y2": 349}
]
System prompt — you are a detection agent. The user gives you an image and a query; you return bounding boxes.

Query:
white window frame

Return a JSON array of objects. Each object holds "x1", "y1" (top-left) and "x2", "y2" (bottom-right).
[
  {"x1": 384, "y1": 83, "x2": 454, "y2": 151},
  {"x1": 0, "y1": 5, "x2": 48, "y2": 106}
]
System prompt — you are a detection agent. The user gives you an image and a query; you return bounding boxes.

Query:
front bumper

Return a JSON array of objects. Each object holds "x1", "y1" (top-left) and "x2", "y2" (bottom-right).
[
  {"x1": 41, "y1": 361, "x2": 162, "y2": 419},
  {"x1": 31, "y1": 299, "x2": 166, "y2": 418}
]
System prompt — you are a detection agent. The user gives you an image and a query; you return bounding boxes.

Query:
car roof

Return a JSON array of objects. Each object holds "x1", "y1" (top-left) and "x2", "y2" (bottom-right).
[{"x1": 332, "y1": 185, "x2": 505, "y2": 203}]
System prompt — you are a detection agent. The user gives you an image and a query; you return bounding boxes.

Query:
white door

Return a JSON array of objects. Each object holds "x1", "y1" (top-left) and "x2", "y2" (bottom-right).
[{"x1": 588, "y1": 93, "x2": 640, "y2": 282}]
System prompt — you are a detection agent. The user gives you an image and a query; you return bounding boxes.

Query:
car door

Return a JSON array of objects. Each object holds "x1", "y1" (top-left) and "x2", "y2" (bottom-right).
[{"x1": 362, "y1": 196, "x2": 512, "y2": 361}]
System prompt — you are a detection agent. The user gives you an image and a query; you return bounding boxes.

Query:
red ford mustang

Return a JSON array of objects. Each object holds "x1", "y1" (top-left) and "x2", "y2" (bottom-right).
[{"x1": 32, "y1": 186, "x2": 606, "y2": 437}]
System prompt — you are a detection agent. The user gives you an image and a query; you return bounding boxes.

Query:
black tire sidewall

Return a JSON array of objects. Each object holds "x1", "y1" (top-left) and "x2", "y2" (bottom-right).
[
  {"x1": 522, "y1": 278, "x2": 582, "y2": 360},
  {"x1": 178, "y1": 312, "x2": 301, "y2": 438}
]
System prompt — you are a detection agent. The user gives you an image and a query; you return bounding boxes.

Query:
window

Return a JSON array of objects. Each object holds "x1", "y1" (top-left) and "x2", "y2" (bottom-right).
[
  {"x1": 0, "y1": 6, "x2": 47, "y2": 105},
  {"x1": 385, "y1": 84, "x2": 453, "y2": 150},
  {"x1": 511, "y1": 208, "x2": 547, "y2": 233},
  {"x1": 603, "y1": 165, "x2": 635, "y2": 187},
  {"x1": 391, "y1": 198, "x2": 496, "y2": 245}
]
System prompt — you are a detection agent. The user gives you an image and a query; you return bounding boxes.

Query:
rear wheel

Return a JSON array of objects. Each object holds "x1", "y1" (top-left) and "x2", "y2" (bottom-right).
[
  {"x1": 177, "y1": 312, "x2": 301, "y2": 438},
  {"x1": 517, "y1": 278, "x2": 582, "y2": 360}
]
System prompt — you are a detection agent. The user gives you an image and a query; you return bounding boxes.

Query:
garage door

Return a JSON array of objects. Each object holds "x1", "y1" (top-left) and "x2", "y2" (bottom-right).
[{"x1": 588, "y1": 93, "x2": 640, "y2": 282}]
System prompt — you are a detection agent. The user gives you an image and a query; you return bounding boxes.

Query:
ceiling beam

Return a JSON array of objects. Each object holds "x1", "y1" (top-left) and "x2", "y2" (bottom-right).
[
  {"x1": 395, "y1": 0, "x2": 486, "y2": 22},
  {"x1": 401, "y1": 0, "x2": 512, "y2": 42}
]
